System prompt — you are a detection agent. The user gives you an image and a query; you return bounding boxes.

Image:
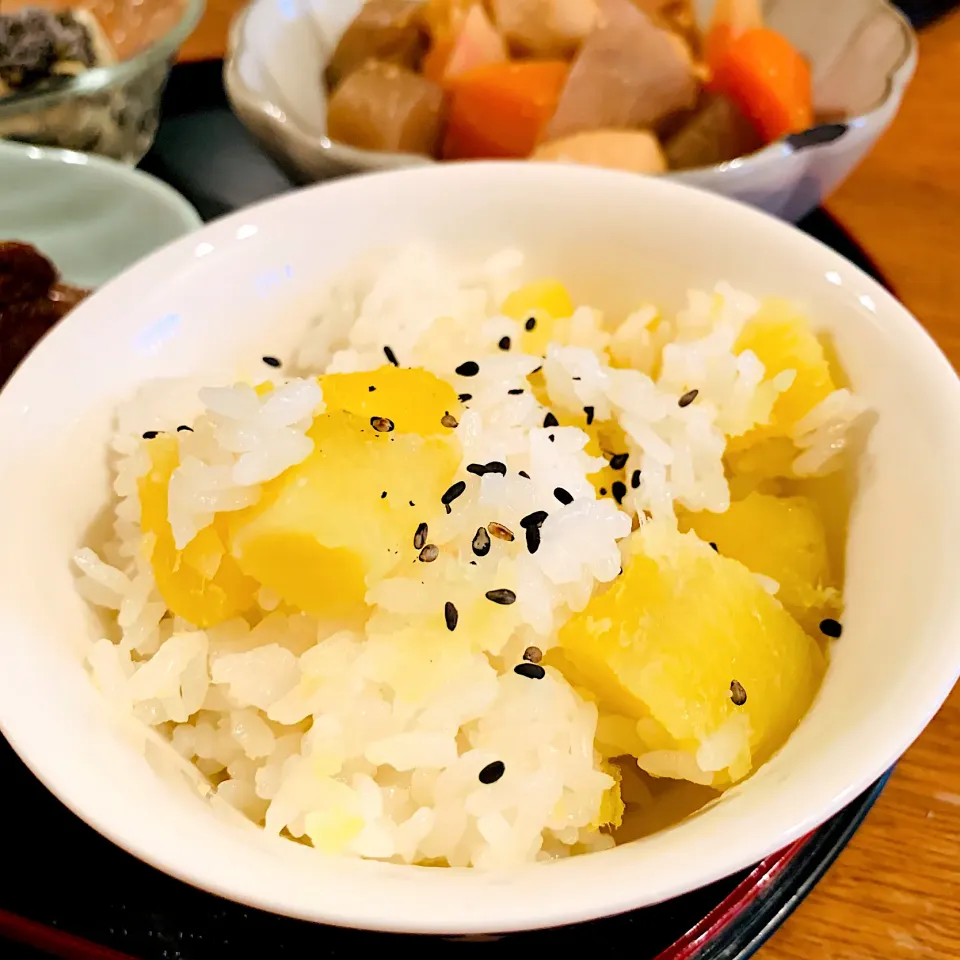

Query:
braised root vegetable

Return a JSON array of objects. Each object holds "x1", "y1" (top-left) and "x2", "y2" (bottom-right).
[
  {"x1": 489, "y1": 0, "x2": 601, "y2": 59},
  {"x1": 327, "y1": 60, "x2": 445, "y2": 156},
  {"x1": 533, "y1": 129, "x2": 667, "y2": 174},
  {"x1": 442, "y1": 60, "x2": 569, "y2": 160},
  {"x1": 545, "y1": 0, "x2": 699, "y2": 142},
  {"x1": 708, "y1": 27, "x2": 813, "y2": 142},
  {"x1": 422, "y1": 2, "x2": 507, "y2": 85},
  {"x1": 632, "y1": 0, "x2": 701, "y2": 53},
  {"x1": 664, "y1": 92, "x2": 763, "y2": 170},
  {"x1": 704, "y1": 0, "x2": 763, "y2": 71}
]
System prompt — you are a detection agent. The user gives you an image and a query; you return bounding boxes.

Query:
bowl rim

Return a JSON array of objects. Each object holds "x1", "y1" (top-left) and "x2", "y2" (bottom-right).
[
  {"x1": 0, "y1": 137, "x2": 203, "y2": 236},
  {"x1": 1, "y1": 162, "x2": 958, "y2": 934},
  {"x1": 0, "y1": 0, "x2": 207, "y2": 117},
  {"x1": 222, "y1": 0, "x2": 918, "y2": 179}
]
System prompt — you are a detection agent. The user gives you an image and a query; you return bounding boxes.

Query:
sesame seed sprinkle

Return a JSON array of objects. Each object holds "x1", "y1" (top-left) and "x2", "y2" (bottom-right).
[
  {"x1": 262, "y1": 356, "x2": 281, "y2": 368},
  {"x1": 543, "y1": 412, "x2": 559, "y2": 429},
  {"x1": 485, "y1": 588, "x2": 517, "y2": 605},
  {"x1": 368, "y1": 385, "x2": 376, "y2": 392},
  {"x1": 419, "y1": 544, "x2": 439, "y2": 563},
  {"x1": 380, "y1": 491, "x2": 387, "y2": 499},
  {"x1": 599, "y1": 487, "x2": 607, "y2": 496},
  {"x1": 177, "y1": 425, "x2": 193, "y2": 433},
  {"x1": 370, "y1": 416, "x2": 395, "y2": 433},
  {"x1": 678, "y1": 388, "x2": 699, "y2": 408},
  {"x1": 819, "y1": 618, "x2": 843, "y2": 638},
  {"x1": 383, "y1": 345, "x2": 399, "y2": 366},
  {"x1": 518, "y1": 471, "x2": 530, "y2": 479},
  {"x1": 441, "y1": 412, "x2": 459, "y2": 429},
  {"x1": 441, "y1": 480, "x2": 467, "y2": 506},
  {"x1": 455, "y1": 361, "x2": 480, "y2": 377},
  {"x1": 444, "y1": 601, "x2": 458, "y2": 631},
  {"x1": 609, "y1": 452, "x2": 629, "y2": 471},
  {"x1": 554, "y1": 487, "x2": 573, "y2": 505},
  {"x1": 520, "y1": 510, "x2": 548, "y2": 529},
  {"x1": 458, "y1": 393, "x2": 473, "y2": 402},
  {"x1": 525, "y1": 525, "x2": 541, "y2": 554},
  {"x1": 548, "y1": 435, "x2": 555, "y2": 442},
  {"x1": 478, "y1": 760, "x2": 505, "y2": 784},
  {"x1": 488, "y1": 522, "x2": 515, "y2": 542},
  {"x1": 631, "y1": 469, "x2": 642, "y2": 489},
  {"x1": 584, "y1": 405, "x2": 595, "y2": 425},
  {"x1": 472, "y1": 527, "x2": 491, "y2": 557},
  {"x1": 730, "y1": 680, "x2": 747, "y2": 705},
  {"x1": 525, "y1": 317, "x2": 537, "y2": 331},
  {"x1": 414, "y1": 522, "x2": 428, "y2": 550},
  {"x1": 142, "y1": 430, "x2": 160, "y2": 440},
  {"x1": 523, "y1": 646, "x2": 543, "y2": 664},
  {"x1": 612, "y1": 481, "x2": 627, "y2": 504},
  {"x1": 508, "y1": 388, "x2": 524, "y2": 395},
  {"x1": 498, "y1": 336, "x2": 511, "y2": 351},
  {"x1": 514, "y1": 662, "x2": 546, "y2": 680},
  {"x1": 710, "y1": 542, "x2": 718, "y2": 552}
]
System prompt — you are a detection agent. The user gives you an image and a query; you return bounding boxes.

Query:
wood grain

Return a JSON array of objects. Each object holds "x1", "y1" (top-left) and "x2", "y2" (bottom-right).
[{"x1": 176, "y1": 6, "x2": 960, "y2": 958}]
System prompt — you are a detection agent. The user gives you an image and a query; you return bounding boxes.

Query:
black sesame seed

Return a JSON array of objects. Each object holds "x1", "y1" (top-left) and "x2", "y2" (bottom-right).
[
  {"x1": 508, "y1": 388, "x2": 524, "y2": 395},
  {"x1": 678, "y1": 388, "x2": 699, "y2": 408},
  {"x1": 730, "y1": 680, "x2": 747, "y2": 706},
  {"x1": 485, "y1": 588, "x2": 517, "y2": 605},
  {"x1": 520, "y1": 510, "x2": 548, "y2": 529},
  {"x1": 455, "y1": 361, "x2": 480, "y2": 377},
  {"x1": 543, "y1": 412, "x2": 559, "y2": 428},
  {"x1": 262, "y1": 356, "x2": 281, "y2": 368},
  {"x1": 514, "y1": 662, "x2": 546, "y2": 680},
  {"x1": 599, "y1": 487, "x2": 607, "y2": 496},
  {"x1": 819, "y1": 618, "x2": 843, "y2": 638},
  {"x1": 441, "y1": 480, "x2": 467, "y2": 505},
  {"x1": 444, "y1": 601, "x2": 458, "y2": 631},
  {"x1": 466, "y1": 463, "x2": 487, "y2": 477},
  {"x1": 609, "y1": 452, "x2": 629, "y2": 471},
  {"x1": 554, "y1": 487, "x2": 574, "y2": 505},
  {"x1": 368, "y1": 385, "x2": 376, "y2": 392},
  {"x1": 584, "y1": 405, "x2": 595, "y2": 426},
  {"x1": 612, "y1": 481, "x2": 627, "y2": 505},
  {"x1": 525, "y1": 525, "x2": 541, "y2": 554},
  {"x1": 409, "y1": 501, "x2": 415, "y2": 507},
  {"x1": 414, "y1": 523, "x2": 428, "y2": 549},
  {"x1": 458, "y1": 393, "x2": 473, "y2": 402},
  {"x1": 478, "y1": 760, "x2": 505, "y2": 784},
  {"x1": 631, "y1": 469, "x2": 642, "y2": 489},
  {"x1": 498, "y1": 336, "x2": 511, "y2": 351},
  {"x1": 370, "y1": 416, "x2": 395, "y2": 433},
  {"x1": 472, "y1": 527, "x2": 491, "y2": 557},
  {"x1": 485, "y1": 461, "x2": 507, "y2": 476},
  {"x1": 177, "y1": 425, "x2": 193, "y2": 433},
  {"x1": 525, "y1": 317, "x2": 537, "y2": 331},
  {"x1": 709, "y1": 541, "x2": 719, "y2": 552},
  {"x1": 381, "y1": 491, "x2": 387, "y2": 499},
  {"x1": 441, "y1": 412, "x2": 459, "y2": 429},
  {"x1": 518, "y1": 471, "x2": 530, "y2": 479},
  {"x1": 488, "y1": 522, "x2": 515, "y2": 542},
  {"x1": 419, "y1": 544, "x2": 439, "y2": 563},
  {"x1": 531, "y1": 365, "x2": 542, "y2": 374},
  {"x1": 383, "y1": 345, "x2": 399, "y2": 366},
  {"x1": 548, "y1": 434, "x2": 555, "y2": 442},
  {"x1": 523, "y1": 645, "x2": 543, "y2": 664},
  {"x1": 142, "y1": 430, "x2": 160, "y2": 440}
]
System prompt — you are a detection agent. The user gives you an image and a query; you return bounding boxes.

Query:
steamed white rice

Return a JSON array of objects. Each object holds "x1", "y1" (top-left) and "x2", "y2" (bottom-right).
[{"x1": 74, "y1": 246, "x2": 864, "y2": 868}]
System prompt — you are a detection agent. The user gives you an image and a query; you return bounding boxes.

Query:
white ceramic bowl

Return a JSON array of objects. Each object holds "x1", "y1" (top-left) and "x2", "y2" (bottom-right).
[
  {"x1": 0, "y1": 164, "x2": 958, "y2": 935},
  {"x1": 224, "y1": 0, "x2": 916, "y2": 221}
]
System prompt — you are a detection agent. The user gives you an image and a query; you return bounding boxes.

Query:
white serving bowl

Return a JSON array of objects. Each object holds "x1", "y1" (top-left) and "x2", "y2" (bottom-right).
[
  {"x1": 0, "y1": 163, "x2": 957, "y2": 935},
  {"x1": 224, "y1": 0, "x2": 916, "y2": 221}
]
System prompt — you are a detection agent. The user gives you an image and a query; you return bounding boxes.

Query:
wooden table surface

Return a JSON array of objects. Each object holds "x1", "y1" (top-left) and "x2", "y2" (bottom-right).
[{"x1": 179, "y1": 5, "x2": 960, "y2": 958}]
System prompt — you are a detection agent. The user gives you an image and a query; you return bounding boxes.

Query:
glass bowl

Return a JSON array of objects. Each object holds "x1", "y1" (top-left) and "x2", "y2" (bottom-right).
[{"x1": 0, "y1": 0, "x2": 205, "y2": 163}]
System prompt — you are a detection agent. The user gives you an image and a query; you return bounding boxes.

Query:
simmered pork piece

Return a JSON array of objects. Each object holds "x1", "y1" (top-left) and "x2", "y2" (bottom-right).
[
  {"x1": 544, "y1": 0, "x2": 699, "y2": 141},
  {"x1": 324, "y1": 0, "x2": 428, "y2": 91},
  {"x1": 327, "y1": 60, "x2": 445, "y2": 156},
  {"x1": 489, "y1": 0, "x2": 601, "y2": 59}
]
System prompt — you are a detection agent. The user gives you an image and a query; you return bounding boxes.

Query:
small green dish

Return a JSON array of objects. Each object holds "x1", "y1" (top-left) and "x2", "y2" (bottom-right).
[{"x1": 0, "y1": 139, "x2": 201, "y2": 287}]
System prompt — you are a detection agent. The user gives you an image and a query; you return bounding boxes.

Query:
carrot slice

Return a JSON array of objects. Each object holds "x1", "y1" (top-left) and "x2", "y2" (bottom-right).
[
  {"x1": 704, "y1": 0, "x2": 763, "y2": 71},
  {"x1": 442, "y1": 60, "x2": 569, "y2": 160},
  {"x1": 707, "y1": 28, "x2": 813, "y2": 143}
]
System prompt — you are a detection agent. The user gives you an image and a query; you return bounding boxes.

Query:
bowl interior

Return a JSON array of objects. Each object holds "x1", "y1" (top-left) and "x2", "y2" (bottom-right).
[
  {"x1": 229, "y1": 0, "x2": 914, "y2": 172},
  {"x1": 0, "y1": 141, "x2": 200, "y2": 286},
  {"x1": 0, "y1": 164, "x2": 957, "y2": 934}
]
